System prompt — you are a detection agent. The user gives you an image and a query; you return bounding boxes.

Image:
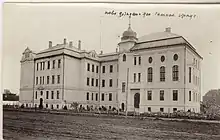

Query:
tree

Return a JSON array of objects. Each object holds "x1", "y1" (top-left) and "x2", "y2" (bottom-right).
[{"x1": 70, "y1": 102, "x2": 79, "y2": 112}]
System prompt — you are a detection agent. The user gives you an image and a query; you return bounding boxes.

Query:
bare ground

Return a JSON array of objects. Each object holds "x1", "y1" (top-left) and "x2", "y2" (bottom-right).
[{"x1": 3, "y1": 111, "x2": 220, "y2": 140}]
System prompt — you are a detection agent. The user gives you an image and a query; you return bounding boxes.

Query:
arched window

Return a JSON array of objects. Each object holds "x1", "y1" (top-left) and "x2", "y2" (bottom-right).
[
  {"x1": 172, "y1": 65, "x2": 179, "y2": 81},
  {"x1": 123, "y1": 54, "x2": 126, "y2": 61},
  {"x1": 160, "y1": 66, "x2": 165, "y2": 82},
  {"x1": 148, "y1": 67, "x2": 153, "y2": 82}
]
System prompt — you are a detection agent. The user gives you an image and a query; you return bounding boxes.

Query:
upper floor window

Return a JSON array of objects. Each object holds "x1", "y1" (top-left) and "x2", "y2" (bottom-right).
[
  {"x1": 47, "y1": 76, "x2": 49, "y2": 84},
  {"x1": 139, "y1": 56, "x2": 141, "y2": 65},
  {"x1": 147, "y1": 91, "x2": 152, "y2": 100},
  {"x1": 102, "y1": 66, "x2": 105, "y2": 73},
  {"x1": 148, "y1": 67, "x2": 153, "y2": 82},
  {"x1": 87, "y1": 77, "x2": 90, "y2": 86},
  {"x1": 35, "y1": 91, "x2": 37, "y2": 99},
  {"x1": 109, "y1": 79, "x2": 113, "y2": 87},
  {"x1": 58, "y1": 59, "x2": 61, "y2": 68},
  {"x1": 91, "y1": 93, "x2": 94, "y2": 100},
  {"x1": 87, "y1": 92, "x2": 89, "y2": 100},
  {"x1": 160, "y1": 90, "x2": 164, "y2": 101},
  {"x1": 161, "y1": 55, "x2": 165, "y2": 62},
  {"x1": 37, "y1": 63, "x2": 39, "y2": 71},
  {"x1": 101, "y1": 93, "x2": 104, "y2": 101},
  {"x1": 96, "y1": 66, "x2": 99, "y2": 73},
  {"x1": 134, "y1": 73, "x2": 136, "y2": 83},
  {"x1": 189, "y1": 67, "x2": 192, "y2": 83},
  {"x1": 91, "y1": 78, "x2": 94, "y2": 86},
  {"x1": 46, "y1": 91, "x2": 49, "y2": 99},
  {"x1": 134, "y1": 57, "x2": 137, "y2": 65},
  {"x1": 172, "y1": 65, "x2": 179, "y2": 81},
  {"x1": 96, "y1": 79, "x2": 98, "y2": 87},
  {"x1": 110, "y1": 65, "x2": 113, "y2": 73},
  {"x1": 92, "y1": 64, "x2": 94, "y2": 72},
  {"x1": 40, "y1": 77, "x2": 42, "y2": 85},
  {"x1": 87, "y1": 63, "x2": 90, "y2": 71},
  {"x1": 52, "y1": 75, "x2": 55, "y2": 84},
  {"x1": 57, "y1": 75, "x2": 60, "y2": 84},
  {"x1": 148, "y1": 57, "x2": 153, "y2": 63},
  {"x1": 189, "y1": 91, "x2": 191, "y2": 101},
  {"x1": 42, "y1": 62, "x2": 45, "y2": 70},
  {"x1": 40, "y1": 62, "x2": 42, "y2": 70},
  {"x1": 109, "y1": 93, "x2": 112, "y2": 101},
  {"x1": 123, "y1": 54, "x2": 126, "y2": 61},
  {"x1": 57, "y1": 91, "x2": 59, "y2": 99},
  {"x1": 173, "y1": 54, "x2": 178, "y2": 61},
  {"x1": 138, "y1": 73, "x2": 141, "y2": 82},
  {"x1": 51, "y1": 91, "x2": 54, "y2": 99},
  {"x1": 173, "y1": 90, "x2": 178, "y2": 101},
  {"x1": 47, "y1": 61, "x2": 50, "y2": 69},
  {"x1": 36, "y1": 77, "x2": 38, "y2": 85},
  {"x1": 160, "y1": 66, "x2": 165, "y2": 82},
  {"x1": 42, "y1": 76, "x2": 44, "y2": 84},
  {"x1": 96, "y1": 93, "x2": 98, "y2": 101},
  {"x1": 102, "y1": 79, "x2": 105, "y2": 87},
  {"x1": 122, "y1": 82, "x2": 126, "y2": 92},
  {"x1": 52, "y1": 60, "x2": 55, "y2": 69}
]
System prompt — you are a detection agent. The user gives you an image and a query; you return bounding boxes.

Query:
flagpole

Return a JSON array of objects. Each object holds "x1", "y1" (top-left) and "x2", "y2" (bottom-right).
[{"x1": 126, "y1": 68, "x2": 129, "y2": 116}]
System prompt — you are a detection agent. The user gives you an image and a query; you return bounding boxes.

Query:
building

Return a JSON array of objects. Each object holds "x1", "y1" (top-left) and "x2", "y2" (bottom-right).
[{"x1": 20, "y1": 22, "x2": 202, "y2": 113}]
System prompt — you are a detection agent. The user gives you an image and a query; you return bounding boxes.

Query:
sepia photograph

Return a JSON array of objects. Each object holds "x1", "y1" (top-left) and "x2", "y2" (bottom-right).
[{"x1": 2, "y1": 2, "x2": 220, "y2": 140}]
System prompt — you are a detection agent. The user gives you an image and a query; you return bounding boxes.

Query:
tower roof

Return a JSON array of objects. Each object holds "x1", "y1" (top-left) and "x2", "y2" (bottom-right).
[{"x1": 121, "y1": 16, "x2": 137, "y2": 41}]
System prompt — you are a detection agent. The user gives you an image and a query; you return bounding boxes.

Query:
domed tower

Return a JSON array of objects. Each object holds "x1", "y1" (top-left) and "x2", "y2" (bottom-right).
[{"x1": 118, "y1": 16, "x2": 138, "y2": 53}]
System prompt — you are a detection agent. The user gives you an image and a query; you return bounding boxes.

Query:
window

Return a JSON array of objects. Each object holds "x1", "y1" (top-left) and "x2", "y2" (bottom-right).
[
  {"x1": 37, "y1": 63, "x2": 39, "y2": 71},
  {"x1": 57, "y1": 105, "x2": 59, "y2": 109},
  {"x1": 172, "y1": 65, "x2": 179, "y2": 81},
  {"x1": 91, "y1": 78, "x2": 94, "y2": 86},
  {"x1": 92, "y1": 93, "x2": 94, "y2": 100},
  {"x1": 134, "y1": 57, "x2": 137, "y2": 65},
  {"x1": 189, "y1": 67, "x2": 192, "y2": 83},
  {"x1": 160, "y1": 108, "x2": 164, "y2": 112},
  {"x1": 96, "y1": 93, "x2": 98, "y2": 101},
  {"x1": 189, "y1": 91, "x2": 191, "y2": 101},
  {"x1": 87, "y1": 77, "x2": 90, "y2": 86},
  {"x1": 109, "y1": 79, "x2": 113, "y2": 87},
  {"x1": 173, "y1": 108, "x2": 177, "y2": 112},
  {"x1": 52, "y1": 75, "x2": 55, "y2": 84},
  {"x1": 96, "y1": 79, "x2": 98, "y2": 87},
  {"x1": 87, "y1": 92, "x2": 89, "y2": 100},
  {"x1": 46, "y1": 104, "x2": 48, "y2": 108},
  {"x1": 40, "y1": 77, "x2": 42, "y2": 85},
  {"x1": 160, "y1": 66, "x2": 165, "y2": 82},
  {"x1": 147, "y1": 91, "x2": 152, "y2": 100},
  {"x1": 139, "y1": 56, "x2": 141, "y2": 65},
  {"x1": 47, "y1": 76, "x2": 49, "y2": 84},
  {"x1": 148, "y1": 107, "x2": 151, "y2": 112},
  {"x1": 123, "y1": 54, "x2": 126, "y2": 61},
  {"x1": 58, "y1": 59, "x2": 61, "y2": 68},
  {"x1": 52, "y1": 60, "x2": 55, "y2": 69},
  {"x1": 96, "y1": 66, "x2": 99, "y2": 73},
  {"x1": 57, "y1": 91, "x2": 59, "y2": 99},
  {"x1": 101, "y1": 93, "x2": 104, "y2": 101},
  {"x1": 109, "y1": 93, "x2": 112, "y2": 101},
  {"x1": 138, "y1": 73, "x2": 141, "y2": 82},
  {"x1": 122, "y1": 82, "x2": 126, "y2": 92},
  {"x1": 47, "y1": 61, "x2": 50, "y2": 69},
  {"x1": 46, "y1": 91, "x2": 49, "y2": 99},
  {"x1": 110, "y1": 65, "x2": 113, "y2": 73},
  {"x1": 57, "y1": 75, "x2": 60, "y2": 84},
  {"x1": 92, "y1": 64, "x2": 94, "y2": 72},
  {"x1": 148, "y1": 67, "x2": 153, "y2": 82},
  {"x1": 51, "y1": 91, "x2": 54, "y2": 99},
  {"x1": 42, "y1": 62, "x2": 45, "y2": 70},
  {"x1": 41, "y1": 91, "x2": 43, "y2": 96},
  {"x1": 35, "y1": 91, "x2": 37, "y2": 99},
  {"x1": 102, "y1": 66, "x2": 105, "y2": 73},
  {"x1": 173, "y1": 90, "x2": 178, "y2": 101},
  {"x1": 193, "y1": 92, "x2": 195, "y2": 102},
  {"x1": 36, "y1": 77, "x2": 38, "y2": 85},
  {"x1": 102, "y1": 80, "x2": 105, "y2": 87},
  {"x1": 161, "y1": 55, "x2": 165, "y2": 62},
  {"x1": 42, "y1": 76, "x2": 44, "y2": 84},
  {"x1": 87, "y1": 63, "x2": 90, "y2": 71},
  {"x1": 160, "y1": 90, "x2": 164, "y2": 101},
  {"x1": 148, "y1": 57, "x2": 153, "y2": 63},
  {"x1": 40, "y1": 62, "x2": 42, "y2": 70},
  {"x1": 173, "y1": 54, "x2": 178, "y2": 61},
  {"x1": 134, "y1": 73, "x2": 136, "y2": 82}
]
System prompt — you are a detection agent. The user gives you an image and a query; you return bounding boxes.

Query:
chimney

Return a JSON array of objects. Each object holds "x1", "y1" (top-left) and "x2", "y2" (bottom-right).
[
  {"x1": 100, "y1": 50, "x2": 103, "y2": 55},
  {"x1": 64, "y1": 38, "x2": 67, "y2": 45},
  {"x1": 69, "y1": 41, "x2": 73, "y2": 47},
  {"x1": 78, "y1": 40, "x2": 81, "y2": 50},
  {"x1": 49, "y1": 41, "x2": 52, "y2": 48},
  {"x1": 165, "y1": 27, "x2": 171, "y2": 33}
]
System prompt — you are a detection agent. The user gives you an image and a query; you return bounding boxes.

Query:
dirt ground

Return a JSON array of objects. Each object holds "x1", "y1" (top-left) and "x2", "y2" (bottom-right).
[{"x1": 3, "y1": 111, "x2": 220, "y2": 140}]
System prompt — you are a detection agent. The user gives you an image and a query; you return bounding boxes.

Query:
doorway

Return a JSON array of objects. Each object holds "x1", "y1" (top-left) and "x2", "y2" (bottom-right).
[
  {"x1": 134, "y1": 93, "x2": 140, "y2": 108},
  {"x1": 39, "y1": 98, "x2": 43, "y2": 109},
  {"x1": 121, "y1": 103, "x2": 125, "y2": 111}
]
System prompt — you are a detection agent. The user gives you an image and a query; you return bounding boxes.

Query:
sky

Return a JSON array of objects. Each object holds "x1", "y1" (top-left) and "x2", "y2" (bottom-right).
[{"x1": 2, "y1": 3, "x2": 220, "y2": 96}]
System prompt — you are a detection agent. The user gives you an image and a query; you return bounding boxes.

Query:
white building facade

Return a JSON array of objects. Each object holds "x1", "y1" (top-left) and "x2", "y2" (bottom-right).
[{"x1": 20, "y1": 25, "x2": 202, "y2": 113}]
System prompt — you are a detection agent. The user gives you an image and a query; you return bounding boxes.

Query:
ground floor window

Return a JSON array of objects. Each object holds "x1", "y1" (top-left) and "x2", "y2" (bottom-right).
[
  {"x1": 46, "y1": 104, "x2": 48, "y2": 108},
  {"x1": 51, "y1": 104, "x2": 53, "y2": 109},
  {"x1": 57, "y1": 105, "x2": 59, "y2": 109},
  {"x1": 160, "y1": 108, "x2": 164, "y2": 112},
  {"x1": 173, "y1": 108, "x2": 177, "y2": 112},
  {"x1": 148, "y1": 107, "x2": 151, "y2": 112},
  {"x1": 26, "y1": 104, "x2": 28, "y2": 107}
]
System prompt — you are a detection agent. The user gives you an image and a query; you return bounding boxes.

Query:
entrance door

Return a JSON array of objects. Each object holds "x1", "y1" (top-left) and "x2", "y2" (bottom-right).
[
  {"x1": 134, "y1": 93, "x2": 140, "y2": 108},
  {"x1": 121, "y1": 103, "x2": 125, "y2": 111},
  {"x1": 39, "y1": 98, "x2": 43, "y2": 109}
]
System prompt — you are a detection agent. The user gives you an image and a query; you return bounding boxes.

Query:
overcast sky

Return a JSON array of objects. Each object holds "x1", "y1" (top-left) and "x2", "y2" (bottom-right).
[{"x1": 2, "y1": 3, "x2": 220, "y2": 96}]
